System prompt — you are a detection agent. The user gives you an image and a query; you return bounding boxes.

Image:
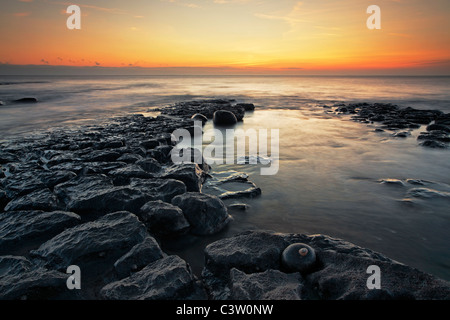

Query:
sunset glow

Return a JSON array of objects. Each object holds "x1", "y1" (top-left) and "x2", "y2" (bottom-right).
[{"x1": 1, "y1": 0, "x2": 449, "y2": 74}]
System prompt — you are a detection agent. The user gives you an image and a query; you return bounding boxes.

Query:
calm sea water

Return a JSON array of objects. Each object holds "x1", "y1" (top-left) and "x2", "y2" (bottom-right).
[{"x1": 1, "y1": 75, "x2": 449, "y2": 280}]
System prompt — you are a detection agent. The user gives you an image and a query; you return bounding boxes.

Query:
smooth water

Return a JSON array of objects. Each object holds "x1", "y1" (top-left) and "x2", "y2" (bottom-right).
[{"x1": 1, "y1": 75, "x2": 449, "y2": 280}]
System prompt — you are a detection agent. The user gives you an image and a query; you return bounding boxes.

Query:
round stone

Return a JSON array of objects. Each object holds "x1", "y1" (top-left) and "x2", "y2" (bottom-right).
[{"x1": 281, "y1": 243, "x2": 316, "y2": 273}]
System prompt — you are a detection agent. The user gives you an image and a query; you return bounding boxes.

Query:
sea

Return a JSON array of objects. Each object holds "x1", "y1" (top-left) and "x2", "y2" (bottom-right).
[{"x1": 0, "y1": 75, "x2": 449, "y2": 280}]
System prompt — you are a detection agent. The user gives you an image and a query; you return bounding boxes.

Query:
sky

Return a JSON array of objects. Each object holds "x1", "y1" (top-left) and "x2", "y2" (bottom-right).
[{"x1": 0, "y1": 0, "x2": 449, "y2": 75}]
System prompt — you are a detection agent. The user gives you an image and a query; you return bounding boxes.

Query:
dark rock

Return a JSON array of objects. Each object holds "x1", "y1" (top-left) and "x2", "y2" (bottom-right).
[
  {"x1": 4, "y1": 188, "x2": 59, "y2": 212},
  {"x1": 420, "y1": 140, "x2": 447, "y2": 149},
  {"x1": 83, "y1": 150, "x2": 121, "y2": 162},
  {"x1": 163, "y1": 163, "x2": 207, "y2": 192},
  {"x1": 191, "y1": 113, "x2": 208, "y2": 125},
  {"x1": 229, "y1": 268, "x2": 302, "y2": 300},
  {"x1": 0, "y1": 210, "x2": 81, "y2": 255},
  {"x1": 13, "y1": 97, "x2": 38, "y2": 103},
  {"x1": 3, "y1": 172, "x2": 46, "y2": 198},
  {"x1": 135, "y1": 158, "x2": 162, "y2": 173},
  {"x1": 235, "y1": 103, "x2": 255, "y2": 111},
  {"x1": 202, "y1": 230, "x2": 450, "y2": 300},
  {"x1": 0, "y1": 256, "x2": 68, "y2": 300},
  {"x1": 281, "y1": 243, "x2": 317, "y2": 273},
  {"x1": 129, "y1": 178, "x2": 186, "y2": 203},
  {"x1": 148, "y1": 145, "x2": 173, "y2": 163},
  {"x1": 227, "y1": 203, "x2": 250, "y2": 211},
  {"x1": 101, "y1": 255, "x2": 206, "y2": 300},
  {"x1": 140, "y1": 139, "x2": 160, "y2": 150},
  {"x1": 30, "y1": 211, "x2": 148, "y2": 271},
  {"x1": 114, "y1": 235, "x2": 165, "y2": 279},
  {"x1": 108, "y1": 164, "x2": 152, "y2": 185},
  {"x1": 0, "y1": 151, "x2": 18, "y2": 164},
  {"x1": 139, "y1": 200, "x2": 190, "y2": 237},
  {"x1": 40, "y1": 170, "x2": 77, "y2": 189},
  {"x1": 0, "y1": 189, "x2": 9, "y2": 211},
  {"x1": 406, "y1": 188, "x2": 450, "y2": 199},
  {"x1": 427, "y1": 124, "x2": 450, "y2": 133},
  {"x1": 213, "y1": 110, "x2": 238, "y2": 126},
  {"x1": 117, "y1": 153, "x2": 144, "y2": 164},
  {"x1": 171, "y1": 192, "x2": 231, "y2": 236},
  {"x1": 378, "y1": 179, "x2": 406, "y2": 187}
]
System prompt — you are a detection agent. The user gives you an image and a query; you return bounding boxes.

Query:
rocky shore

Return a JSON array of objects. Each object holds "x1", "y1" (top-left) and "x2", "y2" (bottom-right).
[
  {"x1": 325, "y1": 102, "x2": 450, "y2": 148},
  {"x1": 1, "y1": 99, "x2": 449, "y2": 300}
]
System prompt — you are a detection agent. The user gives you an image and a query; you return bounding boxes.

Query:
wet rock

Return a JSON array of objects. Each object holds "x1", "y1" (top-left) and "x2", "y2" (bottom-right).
[
  {"x1": 281, "y1": 243, "x2": 317, "y2": 273},
  {"x1": 129, "y1": 178, "x2": 186, "y2": 203},
  {"x1": 191, "y1": 113, "x2": 208, "y2": 125},
  {"x1": 202, "y1": 170, "x2": 261, "y2": 200},
  {"x1": 163, "y1": 163, "x2": 207, "y2": 192},
  {"x1": 148, "y1": 145, "x2": 173, "y2": 163},
  {"x1": 427, "y1": 124, "x2": 450, "y2": 133},
  {"x1": 419, "y1": 140, "x2": 447, "y2": 149},
  {"x1": 4, "y1": 188, "x2": 59, "y2": 212},
  {"x1": 40, "y1": 170, "x2": 77, "y2": 189},
  {"x1": 171, "y1": 192, "x2": 231, "y2": 236},
  {"x1": 378, "y1": 179, "x2": 406, "y2": 187},
  {"x1": 235, "y1": 103, "x2": 255, "y2": 111},
  {"x1": 135, "y1": 158, "x2": 162, "y2": 173},
  {"x1": 140, "y1": 139, "x2": 160, "y2": 150},
  {"x1": 114, "y1": 235, "x2": 165, "y2": 279},
  {"x1": 0, "y1": 210, "x2": 81, "y2": 255},
  {"x1": 117, "y1": 153, "x2": 144, "y2": 164},
  {"x1": 3, "y1": 172, "x2": 46, "y2": 198},
  {"x1": 13, "y1": 97, "x2": 38, "y2": 103},
  {"x1": 0, "y1": 256, "x2": 68, "y2": 300},
  {"x1": 83, "y1": 150, "x2": 122, "y2": 162},
  {"x1": 213, "y1": 110, "x2": 238, "y2": 126},
  {"x1": 30, "y1": 211, "x2": 148, "y2": 271},
  {"x1": 229, "y1": 268, "x2": 303, "y2": 300},
  {"x1": 406, "y1": 188, "x2": 450, "y2": 199},
  {"x1": 101, "y1": 255, "x2": 206, "y2": 300},
  {"x1": 108, "y1": 164, "x2": 153, "y2": 185},
  {"x1": 139, "y1": 200, "x2": 190, "y2": 237},
  {"x1": 202, "y1": 230, "x2": 450, "y2": 300},
  {"x1": 228, "y1": 203, "x2": 250, "y2": 211}
]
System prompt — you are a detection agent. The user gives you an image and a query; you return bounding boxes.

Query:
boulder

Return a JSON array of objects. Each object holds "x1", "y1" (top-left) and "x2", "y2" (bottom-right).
[
  {"x1": 101, "y1": 255, "x2": 206, "y2": 300},
  {"x1": 191, "y1": 113, "x2": 208, "y2": 125},
  {"x1": 108, "y1": 164, "x2": 153, "y2": 185},
  {"x1": 0, "y1": 210, "x2": 81, "y2": 255},
  {"x1": 139, "y1": 200, "x2": 190, "y2": 237},
  {"x1": 129, "y1": 178, "x2": 186, "y2": 203},
  {"x1": 163, "y1": 163, "x2": 206, "y2": 192},
  {"x1": 39, "y1": 170, "x2": 77, "y2": 189},
  {"x1": 114, "y1": 235, "x2": 165, "y2": 279},
  {"x1": 3, "y1": 172, "x2": 46, "y2": 198},
  {"x1": 4, "y1": 188, "x2": 59, "y2": 212},
  {"x1": 213, "y1": 110, "x2": 238, "y2": 126},
  {"x1": 229, "y1": 268, "x2": 303, "y2": 300},
  {"x1": 116, "y1": 153, "x2": 144, "y2": 164},
  {"x1": 30, "y1": 211, "x2": 148, "y2": 271},
  {"x1": 0, "y1": 256, "x2": 68, "y2": 300},
  {"x1": 135, "y1": 158, "x2": 162, "y2": 173},
  {"x1": 83, "y1": 150, "x2": 122, "y2": 162},
  {"x1": 202, "y1": 230, "x2": 450, "y2": 300},
  {"x1": 172, "y1": 192, "x2": 231, "y2": 236}
]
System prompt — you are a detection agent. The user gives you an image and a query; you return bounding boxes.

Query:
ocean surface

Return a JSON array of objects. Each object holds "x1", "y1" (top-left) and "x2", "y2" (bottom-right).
[{"x1": 1, "y1": 75, "x2": 449, "y2": 280}]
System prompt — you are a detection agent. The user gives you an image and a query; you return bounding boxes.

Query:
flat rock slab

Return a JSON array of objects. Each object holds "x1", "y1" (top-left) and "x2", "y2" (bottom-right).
[
  {"x1": 101, "y1": 255, "x2": 206, "y2": 300},
  {"x1": 30, "y1": 211, "x2": 148, "y2": 271},
  {"x1": 0, "y1": 210, "x2": 81, "y2": 255},
  {"x1": 202, "y1": 230, "x2": 450, "y2": 300}
]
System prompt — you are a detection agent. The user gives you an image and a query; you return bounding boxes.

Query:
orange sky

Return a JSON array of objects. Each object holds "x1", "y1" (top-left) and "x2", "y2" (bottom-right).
[{"x1": 1, "y1": 0, "x2": 449, "y2": 74}]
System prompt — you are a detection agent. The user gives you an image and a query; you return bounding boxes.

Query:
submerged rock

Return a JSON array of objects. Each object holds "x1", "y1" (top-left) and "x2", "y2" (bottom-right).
[
  {"x1": 171, "y1": 192, "x2": 231, "y2": 236},
  {"x1": 13, "y1": 97, "x2": 38, "y2": 103},
  {"x1": 139, "y1": 200, "x2": 190, "y2": 237}
]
